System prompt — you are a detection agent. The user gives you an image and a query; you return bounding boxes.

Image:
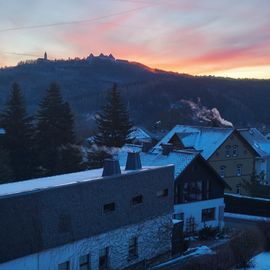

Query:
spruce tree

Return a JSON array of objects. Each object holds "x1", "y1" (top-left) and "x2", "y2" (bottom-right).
[
  {"x1": 35, "y1": 82, "x2": 83, "y2": 176},
  {"x1": 94, "y1": 83, "x2": 133, "y2": 147},
  {"x1": 89, "y1": 83, "x2": 133, "y2": 168},
  {"x1": 1, "y1": 82, "x2": 34, "y2": 181}
]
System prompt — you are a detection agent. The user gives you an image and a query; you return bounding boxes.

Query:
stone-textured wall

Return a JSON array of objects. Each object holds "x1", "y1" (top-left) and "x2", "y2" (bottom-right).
[{"x1": 0, "y1": 214, "x2": 173, "y2": 270}]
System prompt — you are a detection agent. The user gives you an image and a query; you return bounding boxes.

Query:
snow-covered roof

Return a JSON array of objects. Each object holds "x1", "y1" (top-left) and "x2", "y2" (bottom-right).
[
  {"x1": 128, "y1": 126, "x2": 152, "y2": 141},
  {"x1": 119, "y1": 145, "x2": 197, "y2": 179},
  {"x1": 0, "y1": 166, "x2": 162, "y2": 197},
  {"x1": 238, "y1": 128, "x2": 270, "y2": 157},
  {"x1": 154, "y1": 125, "x2": 234, "y2": 159}
]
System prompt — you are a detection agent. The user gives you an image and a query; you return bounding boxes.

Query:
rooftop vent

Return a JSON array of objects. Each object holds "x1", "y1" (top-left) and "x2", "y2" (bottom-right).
[
  {"x1": 125, "y1": 152, "x2": 142, "y2": 170},
  {"x1": 162, "y1": 143, "x2": 173, "y2": 155},
  {"x1": 142, "y1": 141, "x2": 152, "y2": 153},
  {"x1": 102, "y1": 158, "x2": 121, "y2": 177}
]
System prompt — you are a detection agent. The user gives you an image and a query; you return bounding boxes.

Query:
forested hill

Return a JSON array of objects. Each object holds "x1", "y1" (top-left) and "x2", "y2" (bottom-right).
[{"x1": 0, "y1": 54, "x2": 270, "y2": 136}]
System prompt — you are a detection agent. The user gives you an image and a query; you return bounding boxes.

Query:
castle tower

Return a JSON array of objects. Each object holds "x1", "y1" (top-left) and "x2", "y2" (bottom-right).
[{"x1": 44, "y1": 52, "x2": 47, "y2": 60}]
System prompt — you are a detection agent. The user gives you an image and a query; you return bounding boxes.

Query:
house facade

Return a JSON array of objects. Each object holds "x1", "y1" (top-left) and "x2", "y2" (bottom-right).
[
  {"x1": 207, "y1": 130, "x2": 256, "y2": 194},
  {"x1": 238, "y1": 128, "x2": 270, "y2": 185},
  {"x1": 119, "y1": 145, "x2": 227, "y2": 235},
  {"x1": 0, "y1": 161, "x2": 174, "y2": 270},
  {"x1": 155, "y1": 125, "x2": 256, "y2": 194}
]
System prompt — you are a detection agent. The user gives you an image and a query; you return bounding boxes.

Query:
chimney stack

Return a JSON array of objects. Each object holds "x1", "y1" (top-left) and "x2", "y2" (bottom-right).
[
  {"x1": 142, "y1": 141, "x2": 152, "y2": 153},
  {"x1": 125, "y1": 152, "x2": 142, "y2": 170},
  {"x1": 102, "y1": 158, "x2": 121, "y2": 177},
  {"x1": 161, "y1": 143, "x2": 173, "y2": 155}
]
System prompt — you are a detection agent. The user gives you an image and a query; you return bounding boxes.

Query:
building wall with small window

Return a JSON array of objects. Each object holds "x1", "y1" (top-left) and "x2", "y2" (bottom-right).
[
  {"x1": 174, "y1": 198, "x2": 225, "y2": 233},
  {"x1": 0, "y1": 214, "x2": 172, "y2": 270},
  {"x1": 255, "y1": 156, "x2": 270, "y2": 185},
  {"x1": 0, "y1": 165, "x2": 174, "y2": 269},
  {"x1": 208, "y1": 131, "x2": 256, "y2": 194}
]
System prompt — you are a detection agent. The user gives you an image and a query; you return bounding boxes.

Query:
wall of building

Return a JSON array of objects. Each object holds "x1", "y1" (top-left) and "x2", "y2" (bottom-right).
[
  {"x1": 208, "y1": 132, "x2": 255, "y2": 194},
  {"x1": 174, "y1": 156, "x2": 224, "y2": 204},
  {"x1": 0, "y1": 214, "x2": 172, "y2": 270},
  {"x1": 0, "y1": 166, "x2": 174, "y2": 264},
  {"x1": 255, "y1": 157, "x2": 270, "y2": 185},
  {"x1": 174, "y1": 198, "x2": 225, "y2": 232}
]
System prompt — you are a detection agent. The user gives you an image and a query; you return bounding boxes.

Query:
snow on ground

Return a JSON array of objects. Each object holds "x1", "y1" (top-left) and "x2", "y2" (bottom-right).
[
  {"x1": 250, "y1": 252, "x2": 270, "y2": 270},
  {"x1": 225, "y1": 193, "x2": 270, "y2": 202},
  {"x1": 151, "y1": 246, "x2": 214, "y2": 269},
  {"x1": 225, "y1": 212, "x2": 270, "y2": 221}
]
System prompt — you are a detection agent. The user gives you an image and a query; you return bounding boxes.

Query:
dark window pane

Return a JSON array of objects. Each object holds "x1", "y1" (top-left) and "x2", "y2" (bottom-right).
[
  {"x1": 128, "y1": 237, "x2": 138, "y2": 259},
  {"x1": 58, "y1": 261, "x2": 69, "y2": 270},
  {"x1": 201, "y1": 208, "x2": 215, "y2": 222},
  {"x1": 80, "y1": 254, "x2": 90, "y2": 270},
  {"x1": 131, "y1": 195, "x2": 143, "y2": 205},
  {"x1": 157, "y1": 189, "x2": 168, "y2": 197},
  {"x1": 103, "y1": 202, "x2": 115, "y2": 213}
]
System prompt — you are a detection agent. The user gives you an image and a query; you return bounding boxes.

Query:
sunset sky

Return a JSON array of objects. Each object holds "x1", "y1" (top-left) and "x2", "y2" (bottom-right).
[{"x1": 0, "y1": 0, "x2": 270, "y2": 78}]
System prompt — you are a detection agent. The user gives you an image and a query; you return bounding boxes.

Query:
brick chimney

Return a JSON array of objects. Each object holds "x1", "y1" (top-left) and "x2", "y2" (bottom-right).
[
  {"x1": 161, "y1": 143, "x2": 173, "y2": 155},
  {"x1": 102, "y1": 158, "x2": 121, "y2": 176},
  {"x1": 125, "y1": 152, "x2": 142, "y2": 170}
]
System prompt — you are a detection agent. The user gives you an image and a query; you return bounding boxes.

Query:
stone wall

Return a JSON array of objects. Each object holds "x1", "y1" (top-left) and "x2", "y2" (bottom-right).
[{"x1": 0, "y1": 214, "x2": 173, "y2": 270}]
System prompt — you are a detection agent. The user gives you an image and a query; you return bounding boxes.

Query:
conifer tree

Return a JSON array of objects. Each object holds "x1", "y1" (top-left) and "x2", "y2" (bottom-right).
[
  {"x1": 35, "y1": 82, "x2": 83, "y2": 176},
  {"x1": 1, "y1": 82, "x2": 34, "y2": 181},
  {"x1": 89, "y1": 83, "x2": 133, "y2": 168},
  {"x1": 94, "y1": 83, "x2": 133, "y2": 147}
]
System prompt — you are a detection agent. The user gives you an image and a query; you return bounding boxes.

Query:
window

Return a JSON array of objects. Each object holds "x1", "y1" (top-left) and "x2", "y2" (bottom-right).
[
  {"x1": 99, "y1": 247, "x2": 109, "y2": 270},
  {"x1": 80, "y1": 254, "x2": 90, "y2": 270},
  {"x1": 157, "y1": 189, "x2": 168, "y2": 197},
  {"x1": 185, "y1": 216, "x2": 196, "y2": 234},
  {"x1": 236, "y1": 164, "x2": 242, "y2": 176},
  {"x1": 206, "y1": 180, "x2": 211, "y2": 200},
  {"x1": 220, "y1": 165, "x2": 226, "y2": 178},
  {"x1": 103, "y1": 202, "x2": 115, "y2": 214},
  {"x1": 58, "y1": 262, "x2": 69, "y2": 270},
  {"x1": 128, "y1": 237, "x2": 138, "y2": 259},
  {"x1": 232, "y1": 145, "x2": 238, "y2": 157},
  {"x1": 131, "y1": 195, "x2": 143, "y2": 205},
  {"x1": 173, "y1": 212, "x2": 184, "y2": 221},
  {"x1": 202, "y1": 208, "x2": 215, "y2": 222},
  {"x1": 236, "y1": 184, "x2": 241, "y2": 194},
  {"x1": 183, "y1": 181, "x2": 202, "y2": 202},
  {"x1": 225, "y1": 145, "x2": 231, "y2": 157}
]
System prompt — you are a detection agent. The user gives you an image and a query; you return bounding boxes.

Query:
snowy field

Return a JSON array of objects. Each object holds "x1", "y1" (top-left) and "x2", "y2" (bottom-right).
[
  {"x1": 249, "y1": 253, "x2": 270, "y2": 270},
  {"x1": 236, "y1": 252, "x2": 270, "y2": 270}
]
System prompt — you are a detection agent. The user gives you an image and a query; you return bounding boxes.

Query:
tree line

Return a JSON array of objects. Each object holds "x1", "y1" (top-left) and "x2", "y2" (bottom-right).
[{"x1": 0, "y1": 82, "x2": 133, "y2": 183}]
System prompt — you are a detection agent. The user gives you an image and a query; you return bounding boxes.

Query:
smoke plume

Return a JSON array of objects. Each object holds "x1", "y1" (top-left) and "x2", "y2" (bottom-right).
[{"x1": 181, "y1": 99, "x2": 233, "y2": 127}]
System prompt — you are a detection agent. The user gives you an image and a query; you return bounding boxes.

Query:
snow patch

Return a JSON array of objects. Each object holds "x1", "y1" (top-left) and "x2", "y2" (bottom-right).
[{"x1": 225, "y1": 212, "x2": 270, "y2": 222}]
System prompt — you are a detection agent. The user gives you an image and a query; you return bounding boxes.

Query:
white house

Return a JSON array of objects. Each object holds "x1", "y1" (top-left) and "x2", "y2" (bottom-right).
[{"x1": 119, "y1": 145, "x2": 228, "y2": 234}]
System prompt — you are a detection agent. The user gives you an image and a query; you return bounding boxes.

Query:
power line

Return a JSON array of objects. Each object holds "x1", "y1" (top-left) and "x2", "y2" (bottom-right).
[
  {"x1": 0, "y1": 6, "x2": 152, "y2": 33},
  {"x1": 3, "y1": 52, "x2": 41, "y2": 57}
]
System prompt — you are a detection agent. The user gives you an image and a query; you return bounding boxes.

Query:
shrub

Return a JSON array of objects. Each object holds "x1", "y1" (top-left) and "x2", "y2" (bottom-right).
[
  {"x1": 257, "y1": 221, "x2": 270, "y2": 250},
  {"x1": 198, "y1": 226, "x2": 218, "y2": 240},
  {"x1": 230, "y1": 230, "x2": 260, "y2": 269}
]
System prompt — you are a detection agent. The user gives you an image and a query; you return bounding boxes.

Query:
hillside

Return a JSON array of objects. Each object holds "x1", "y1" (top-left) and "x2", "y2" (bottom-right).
[{"x1": 0, "y1": 54, "x2": 270, "y2": 136}]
